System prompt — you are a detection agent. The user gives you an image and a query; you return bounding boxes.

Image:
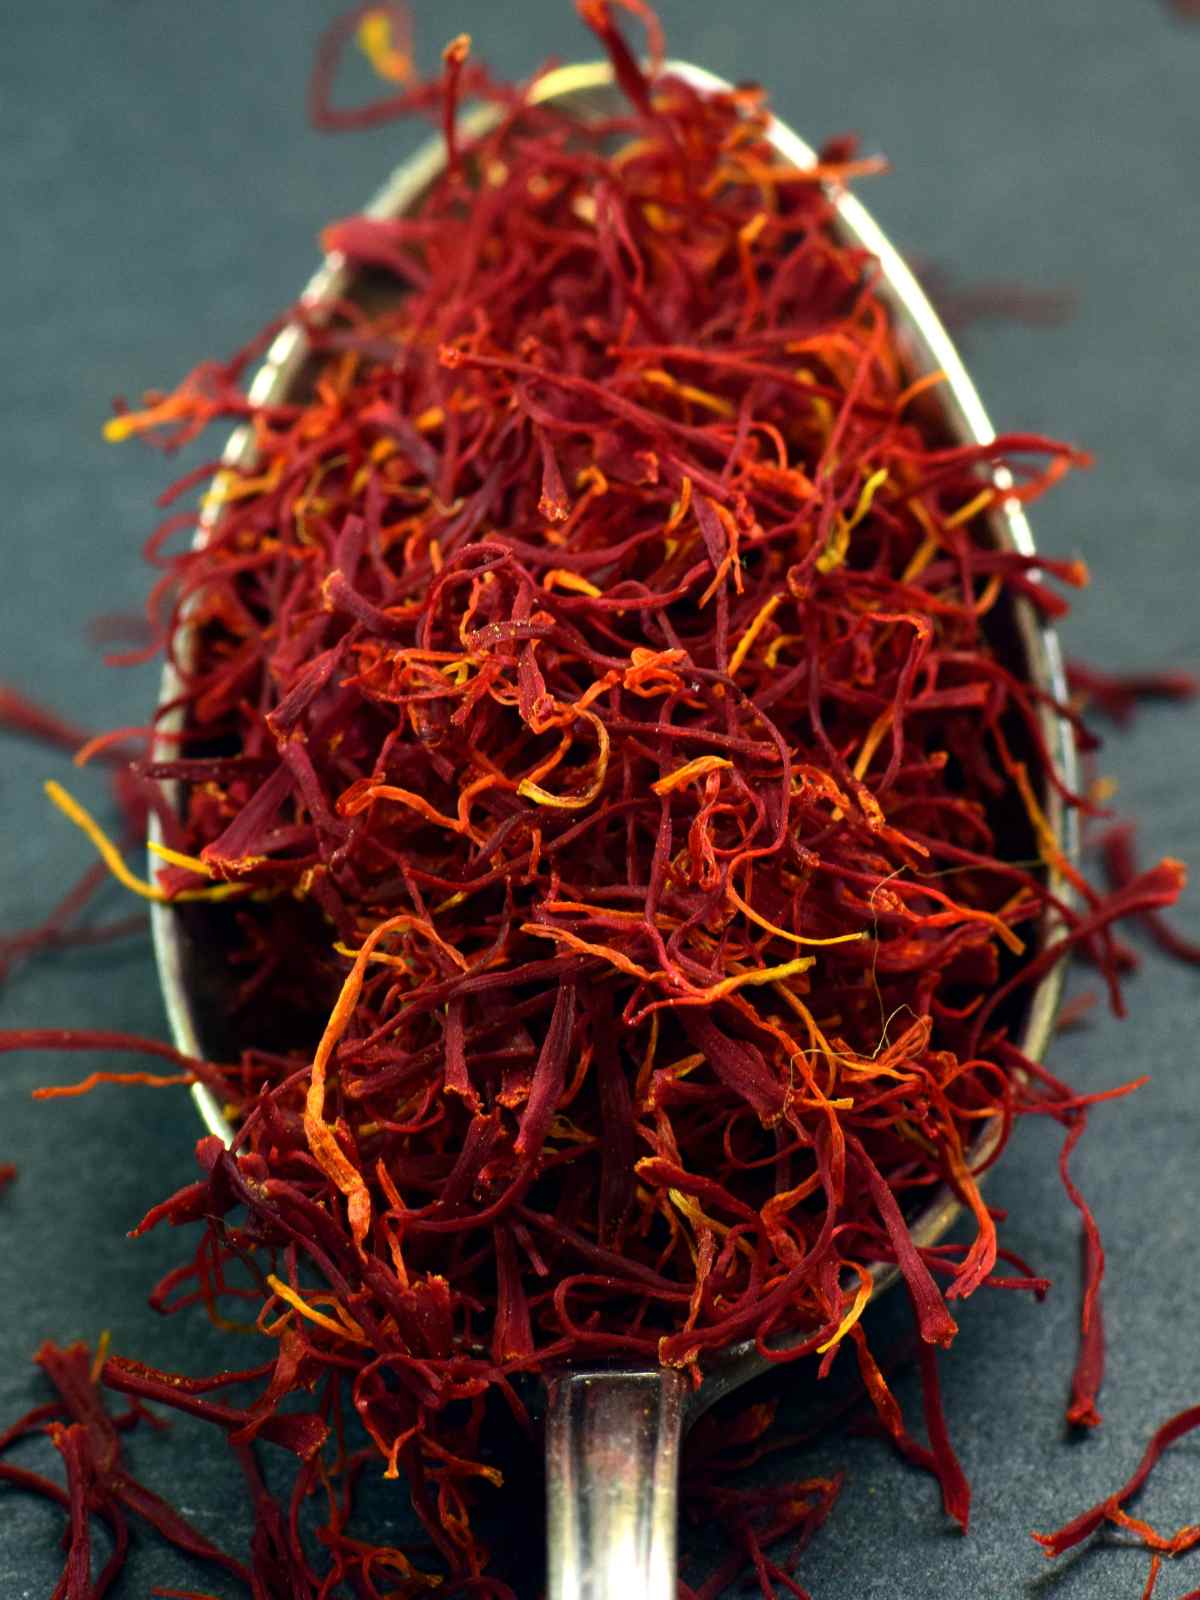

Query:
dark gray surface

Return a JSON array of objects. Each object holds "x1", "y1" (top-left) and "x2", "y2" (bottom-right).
[{"x1": 2, "y1": 2, "x2": 1199, "y2": 1595}]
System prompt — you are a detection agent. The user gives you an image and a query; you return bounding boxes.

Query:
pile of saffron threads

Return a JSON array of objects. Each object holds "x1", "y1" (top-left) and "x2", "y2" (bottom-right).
[{"x1": 2, "y1": 3, "x2": 1199, "y2": 1595}]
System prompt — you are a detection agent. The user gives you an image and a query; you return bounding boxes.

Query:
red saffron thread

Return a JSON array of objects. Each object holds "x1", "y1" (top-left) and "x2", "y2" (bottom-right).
[
  {"x1": 0, "y1": 1341, "x2": 252, "y2": 1592},
  {"x1": 1034, "y1": 1402, "x2": 1200, "y2": 1600},
  {"x1": 1102, "y1": 823, "x2": 1200, "y2": 966},
  {"x1": 1067, "y1": 660, "x2": 1199, "y2": 726}
]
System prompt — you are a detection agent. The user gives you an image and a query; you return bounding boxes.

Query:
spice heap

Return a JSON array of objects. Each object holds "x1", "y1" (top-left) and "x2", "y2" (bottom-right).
[{"x1": 2, "y1": 2, "x2": 1197, "y2": 1596}]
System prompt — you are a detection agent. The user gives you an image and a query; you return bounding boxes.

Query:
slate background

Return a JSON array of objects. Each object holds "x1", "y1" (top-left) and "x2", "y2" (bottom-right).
[{"x1": 2, "y1": 1, "x2": 1199, "y2": 1595}]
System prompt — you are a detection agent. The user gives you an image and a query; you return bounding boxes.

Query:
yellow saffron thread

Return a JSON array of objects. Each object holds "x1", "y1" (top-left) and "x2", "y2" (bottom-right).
[
  {"x1": 816, "y1": 1268, "x2": 873, "y2": 1354},
  {"x1": 356, "y1": 10, "x2": 413, "y2": 82},
  {"x1": 44, "y1": 781, "x2": 245, "y2": 903},
  {"x1": 651, "y1": 755, "x2": 732, "y2": 796},
  {"x1": 944, "y1": 486, "x2": 995, "y2": 529},
  {"x1": 816, "y1": 467, "x2": 889, "y2": 575},
  {"x1": 728, "y1": 593, "x2": 783, "y2": 678},
  {"x1": 727, "y1": 883, "x2": 867, "y2": 948},
  {"x1": 266, "y1": 1275, "x2": 367, "y2": 1343},
  {"x1": 517, "y1": 711, "x2": 610, "y2": 810},
  {"x1": 543, "y1": 569, "x2": 602, "y2": 598},
  {"x1": 147, "y1": 840, "x2": 216, "y2": 877}
]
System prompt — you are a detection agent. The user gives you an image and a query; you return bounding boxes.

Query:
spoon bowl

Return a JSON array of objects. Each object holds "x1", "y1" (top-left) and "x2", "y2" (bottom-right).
[{"x1": 151, "y1": 60, "x2": 1076, "y2": 1600}]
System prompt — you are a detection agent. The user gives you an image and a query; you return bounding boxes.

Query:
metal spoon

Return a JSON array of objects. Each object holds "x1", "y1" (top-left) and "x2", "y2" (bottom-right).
[{"x1": 150, "y1": 59, "x2": 1076, "y2": 1600}]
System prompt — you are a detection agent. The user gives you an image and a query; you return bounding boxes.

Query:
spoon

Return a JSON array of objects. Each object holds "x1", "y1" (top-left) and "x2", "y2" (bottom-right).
[{"x1": 150, "y1": 59, "x2": 1077, "y2": 1600}]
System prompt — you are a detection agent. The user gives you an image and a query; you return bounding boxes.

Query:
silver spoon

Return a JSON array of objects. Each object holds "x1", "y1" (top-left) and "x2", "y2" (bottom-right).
[{"x1": 150, "y1": 59, "x2": 1076, "y2": 1600}]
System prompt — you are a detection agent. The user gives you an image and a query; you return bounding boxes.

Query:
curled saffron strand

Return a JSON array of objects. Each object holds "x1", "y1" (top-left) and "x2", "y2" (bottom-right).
[{"x1": 1034, "y1": 1403, "x2": 1200, "y2": 1573}]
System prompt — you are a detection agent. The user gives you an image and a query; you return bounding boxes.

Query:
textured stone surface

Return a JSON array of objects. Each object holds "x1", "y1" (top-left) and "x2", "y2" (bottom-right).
[{"x1": 1, "y1": 2, "x2": 1198, "y2": 1594}]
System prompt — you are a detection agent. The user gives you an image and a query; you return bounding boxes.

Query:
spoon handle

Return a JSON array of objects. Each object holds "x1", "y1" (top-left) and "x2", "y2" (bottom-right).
[{"x1": 545, "y1": 1367, "x2": 688, "y2": 1600}]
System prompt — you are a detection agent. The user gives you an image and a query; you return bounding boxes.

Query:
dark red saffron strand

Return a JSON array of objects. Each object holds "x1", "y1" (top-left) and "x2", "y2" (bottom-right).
[
  {"x1": 0, "y1": 683, "x2": 104, "y2": 758},
  {"x1": 1066, "y1": 660, "x2": 1199, "y2": 726},
  {"x1": 1053, "y1": 989, "x2": 1097, "y2": 1032},
  {"x1": 1103, "y1": 823, "x2": 1200, "y2": 965},
  {"x1": 913, "y1": 1329, "x2": 971, "y2": 1530},
  {"x1": 1057, "y1": 1112, "x2": 1106, "y2": 1430},
  {"x1": 0, "y1": 857, "x2": 147, "y2": 989},
  {"x1": 0, "y1": 907, "x2": 148, "y2": 985},
  {"x1": 914, "y1": 263, "x2": 1077, "y2": 333},
  {"x1": 0, "y1": 2, "x2": 1195, "y2": 1596},
  {"x1": 0, "y1": 1342, "x2": 252, "y2": 1593},
  {"x1": 1033, "y1": 1403, "x2": 1200, "y2": 1561}
]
